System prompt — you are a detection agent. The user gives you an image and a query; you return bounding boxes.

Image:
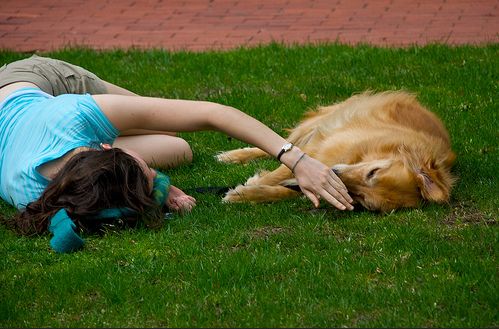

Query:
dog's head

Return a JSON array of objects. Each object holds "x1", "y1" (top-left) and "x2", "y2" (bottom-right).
[{"x1": 332, "y1": 148, "x2": 456, "y2": 212}]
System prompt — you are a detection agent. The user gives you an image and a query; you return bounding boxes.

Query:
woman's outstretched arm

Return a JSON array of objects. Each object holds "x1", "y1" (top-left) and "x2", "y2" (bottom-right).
[{"x1": 92, "y1": 94, "x2": 354, "y2": 210}]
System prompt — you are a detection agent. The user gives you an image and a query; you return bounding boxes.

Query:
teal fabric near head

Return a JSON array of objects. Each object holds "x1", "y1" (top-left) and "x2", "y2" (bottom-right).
[
  {"x1": 48, "y1": 209, "x2": 84, "y2": 253},
  {"x1": 152, "y1": 172, "x2": 171, "y2": 206},
  {"x1": 48, "y1": 171, "x2": 171, "y2": 253}
]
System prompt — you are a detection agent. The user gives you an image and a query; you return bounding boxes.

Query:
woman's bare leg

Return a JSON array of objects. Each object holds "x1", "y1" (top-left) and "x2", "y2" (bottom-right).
[{"x1": 113, "y1": 134, "x2": 193, "y2": 169}]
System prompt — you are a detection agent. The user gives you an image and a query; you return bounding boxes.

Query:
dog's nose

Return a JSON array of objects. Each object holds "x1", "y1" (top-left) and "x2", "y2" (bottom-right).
[{"x1": 331, "y1": 168, "x2": 340, "y2": 175}]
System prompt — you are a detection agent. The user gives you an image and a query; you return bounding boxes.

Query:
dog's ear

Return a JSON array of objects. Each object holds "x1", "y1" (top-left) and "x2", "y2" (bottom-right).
[
  {"x1": 415, "y1": 165, "x2": 450, "y2": 203},
  {"x1": 400, "y1": 144, "x2": 454, "y2": 203},
  {"x1": 441, "y1": 150, "x2": 456, "y2": 169}
]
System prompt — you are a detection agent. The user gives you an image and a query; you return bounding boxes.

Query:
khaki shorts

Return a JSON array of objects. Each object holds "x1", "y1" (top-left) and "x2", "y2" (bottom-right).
[{"x1": 0, "y1": 55, "x2": 107, "y2": 96}]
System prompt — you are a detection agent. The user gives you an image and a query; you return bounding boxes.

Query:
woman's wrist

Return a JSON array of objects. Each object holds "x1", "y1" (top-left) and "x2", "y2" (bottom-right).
[
  {"x1": 291, "y1": 152, "x2": 307, "y2": 173},
  {"x1": 278, "y1": 146, "x2": 305, "y2": 170}
]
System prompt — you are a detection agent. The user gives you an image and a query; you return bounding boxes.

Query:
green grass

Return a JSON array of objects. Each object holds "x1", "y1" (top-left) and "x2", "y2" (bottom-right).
[{"x1": 0, "y1": 43, "x2": 498, "y2": 327}]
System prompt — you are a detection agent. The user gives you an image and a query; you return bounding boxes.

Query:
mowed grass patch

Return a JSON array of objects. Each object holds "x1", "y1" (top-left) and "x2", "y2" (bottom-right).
[{"x1": 0, "y1": 43, "x2": 497, "y2": 327}]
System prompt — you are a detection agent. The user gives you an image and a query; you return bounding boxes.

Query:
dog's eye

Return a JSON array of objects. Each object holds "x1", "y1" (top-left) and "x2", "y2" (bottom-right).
[{"x1": 367, "y1": 168, "x2": 379, "y2": 179}]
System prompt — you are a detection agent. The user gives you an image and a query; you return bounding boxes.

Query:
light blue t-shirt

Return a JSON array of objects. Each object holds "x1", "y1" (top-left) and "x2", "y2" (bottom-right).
[{"x1": 0, "y1": 88, "x2": 119, "y2": 209}]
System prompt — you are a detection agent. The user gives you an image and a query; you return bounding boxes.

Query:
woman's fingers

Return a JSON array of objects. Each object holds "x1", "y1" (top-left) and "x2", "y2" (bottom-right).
[
  {"x1": 320, "y1": 172, "x2": 353, "y2": 210},
  {"x1": 302, "y1": 189, "x2": 320, "y2": 208},
  {"x1": 300, "y1": 179, "x2": 353, "y2": 210},
  {"x1": 327, "y1": 172, "x2": 353, "y2": 205},
  {"x1": 293, "y1": 155, "x2": 353, "y2": 210},
  {"x1": 179, "y1": 196, "x2": 196, "y2": 212},
  {"x1": 324, "y1": 186, "x2": 354, "y2": 210},
  {"x1": 304, "y1": 184, "x2": 353, "y2": 210},
  {"x1": 169, "y1": 195, "x2": 197, "y2": 213},
  {"x1": 328, "y1": 169, "x2": 348, "y2": 190}
]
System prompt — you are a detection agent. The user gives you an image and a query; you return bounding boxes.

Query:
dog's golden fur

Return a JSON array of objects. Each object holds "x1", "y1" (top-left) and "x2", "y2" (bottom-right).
[{"x1": 217, "y1": 91, "x2": 456, "y2": 212}]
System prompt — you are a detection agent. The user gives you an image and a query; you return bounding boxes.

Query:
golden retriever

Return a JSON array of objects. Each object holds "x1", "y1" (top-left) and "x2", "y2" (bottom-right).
[{"x1": 216, "y1": 91, "x2": 456, "y2": 212}]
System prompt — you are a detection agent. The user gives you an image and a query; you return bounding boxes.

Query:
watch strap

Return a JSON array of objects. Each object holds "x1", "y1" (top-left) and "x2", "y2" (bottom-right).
[{"x1": 277, "y1": 142, "x2": 293, "y2": 161}]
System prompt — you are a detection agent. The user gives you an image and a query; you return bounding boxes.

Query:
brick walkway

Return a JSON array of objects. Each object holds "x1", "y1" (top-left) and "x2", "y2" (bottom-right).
[{"x1": 0, "y1": 0, "x2": 498, "y2": 52}]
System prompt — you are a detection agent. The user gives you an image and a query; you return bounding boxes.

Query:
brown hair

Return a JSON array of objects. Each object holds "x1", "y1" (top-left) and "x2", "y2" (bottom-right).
[{"x1": 7, "y1": 148, "x2": 162, "y2": 236}]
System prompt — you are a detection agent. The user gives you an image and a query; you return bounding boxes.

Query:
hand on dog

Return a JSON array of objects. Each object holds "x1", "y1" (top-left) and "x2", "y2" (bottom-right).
[
  {"x1": 166, "y1": 185, "x2": 197, "y2": 213},
  {"x1": 293, "y1": 155, "x2": 354, "y2": 210}
]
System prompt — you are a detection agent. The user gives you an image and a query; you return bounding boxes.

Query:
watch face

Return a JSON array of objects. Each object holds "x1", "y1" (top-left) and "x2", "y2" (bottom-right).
[{"x1": 283, "y1": 143, "x2": 293, "y2": 151}]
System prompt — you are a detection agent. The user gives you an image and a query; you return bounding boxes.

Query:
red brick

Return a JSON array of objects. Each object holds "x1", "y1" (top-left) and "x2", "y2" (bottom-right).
[{"x1": 0, "y1": 0, "x2": 497, "y2": 52}]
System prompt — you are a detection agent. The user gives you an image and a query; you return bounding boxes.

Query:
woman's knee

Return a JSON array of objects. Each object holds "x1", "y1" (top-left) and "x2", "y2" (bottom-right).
[
  {"x1": 170, "y1": 137, "x2": 193, "y2": 164},
  {"x1": 148, "y1": 135, "x2": 193, "y2": 168},
  {"x1": 113, "y1": 134, "x2": 193, "y2": 169}
]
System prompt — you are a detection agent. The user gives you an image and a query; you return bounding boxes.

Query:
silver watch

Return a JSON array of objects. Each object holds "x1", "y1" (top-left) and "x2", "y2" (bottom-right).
[{"x1": 277, "y1": 142, "x2": 294, "y2": 161}]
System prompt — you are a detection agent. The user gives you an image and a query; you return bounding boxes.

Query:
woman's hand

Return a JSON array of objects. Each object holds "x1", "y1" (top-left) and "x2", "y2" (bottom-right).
[
  {"x1": 166, "y1": 185, "x2": 197, "y2": 213},
  {"x1": 291, "y1": 154, "x2": 354, "y2": 210}
]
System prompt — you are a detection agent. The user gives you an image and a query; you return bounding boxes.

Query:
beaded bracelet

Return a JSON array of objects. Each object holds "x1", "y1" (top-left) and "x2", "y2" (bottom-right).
[{"x1": 291, "y1": 153, "x2": 306, "y2": 173}]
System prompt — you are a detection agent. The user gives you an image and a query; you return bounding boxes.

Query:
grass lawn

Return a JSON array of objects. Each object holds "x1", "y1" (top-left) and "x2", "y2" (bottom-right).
[{"x1": 0, "y1": 43, "x2": 497, "y2": 327}]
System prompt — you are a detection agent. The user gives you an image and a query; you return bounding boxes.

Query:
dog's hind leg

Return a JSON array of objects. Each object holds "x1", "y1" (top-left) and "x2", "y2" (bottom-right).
[
  {"x1": 216, "y1": 147, "x2": 270, "y2": 163},
  {"x1": 223, "y1": 185, "x2": 299, "y2": 203}
]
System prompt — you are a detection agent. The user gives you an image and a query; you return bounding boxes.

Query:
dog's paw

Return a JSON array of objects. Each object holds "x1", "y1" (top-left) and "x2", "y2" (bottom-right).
[
  {"x1": 215, "y1": 150, "x2": 246, "y2": 163},
  {"x1": 215, "y1": 152, "x2": 235, "y2": 163},
  {"x1": 245, "y1": 171, "x2": 270, "y2": 185},
  {"x1": 222, "y1": 185, "x2": 246, "y2": 203},
  {"x1": 216, "y1": 147, "x2": 269, "y2": 163}
]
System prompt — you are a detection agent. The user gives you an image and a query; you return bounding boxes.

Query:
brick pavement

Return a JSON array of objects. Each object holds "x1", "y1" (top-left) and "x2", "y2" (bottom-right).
[{"x1": 0, "y1": 0, "x2": 498, "y2": 52}]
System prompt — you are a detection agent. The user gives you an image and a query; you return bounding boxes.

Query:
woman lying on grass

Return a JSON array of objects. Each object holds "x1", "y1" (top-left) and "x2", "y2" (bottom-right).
[{"x1": 0, "y1": 55, "x2": 353, "y2": 253}]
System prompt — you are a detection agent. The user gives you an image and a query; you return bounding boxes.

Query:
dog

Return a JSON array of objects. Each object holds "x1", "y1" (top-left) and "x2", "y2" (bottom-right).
[{"x1": 216, "y1": 91, "x2": 456, "y2": 212}]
